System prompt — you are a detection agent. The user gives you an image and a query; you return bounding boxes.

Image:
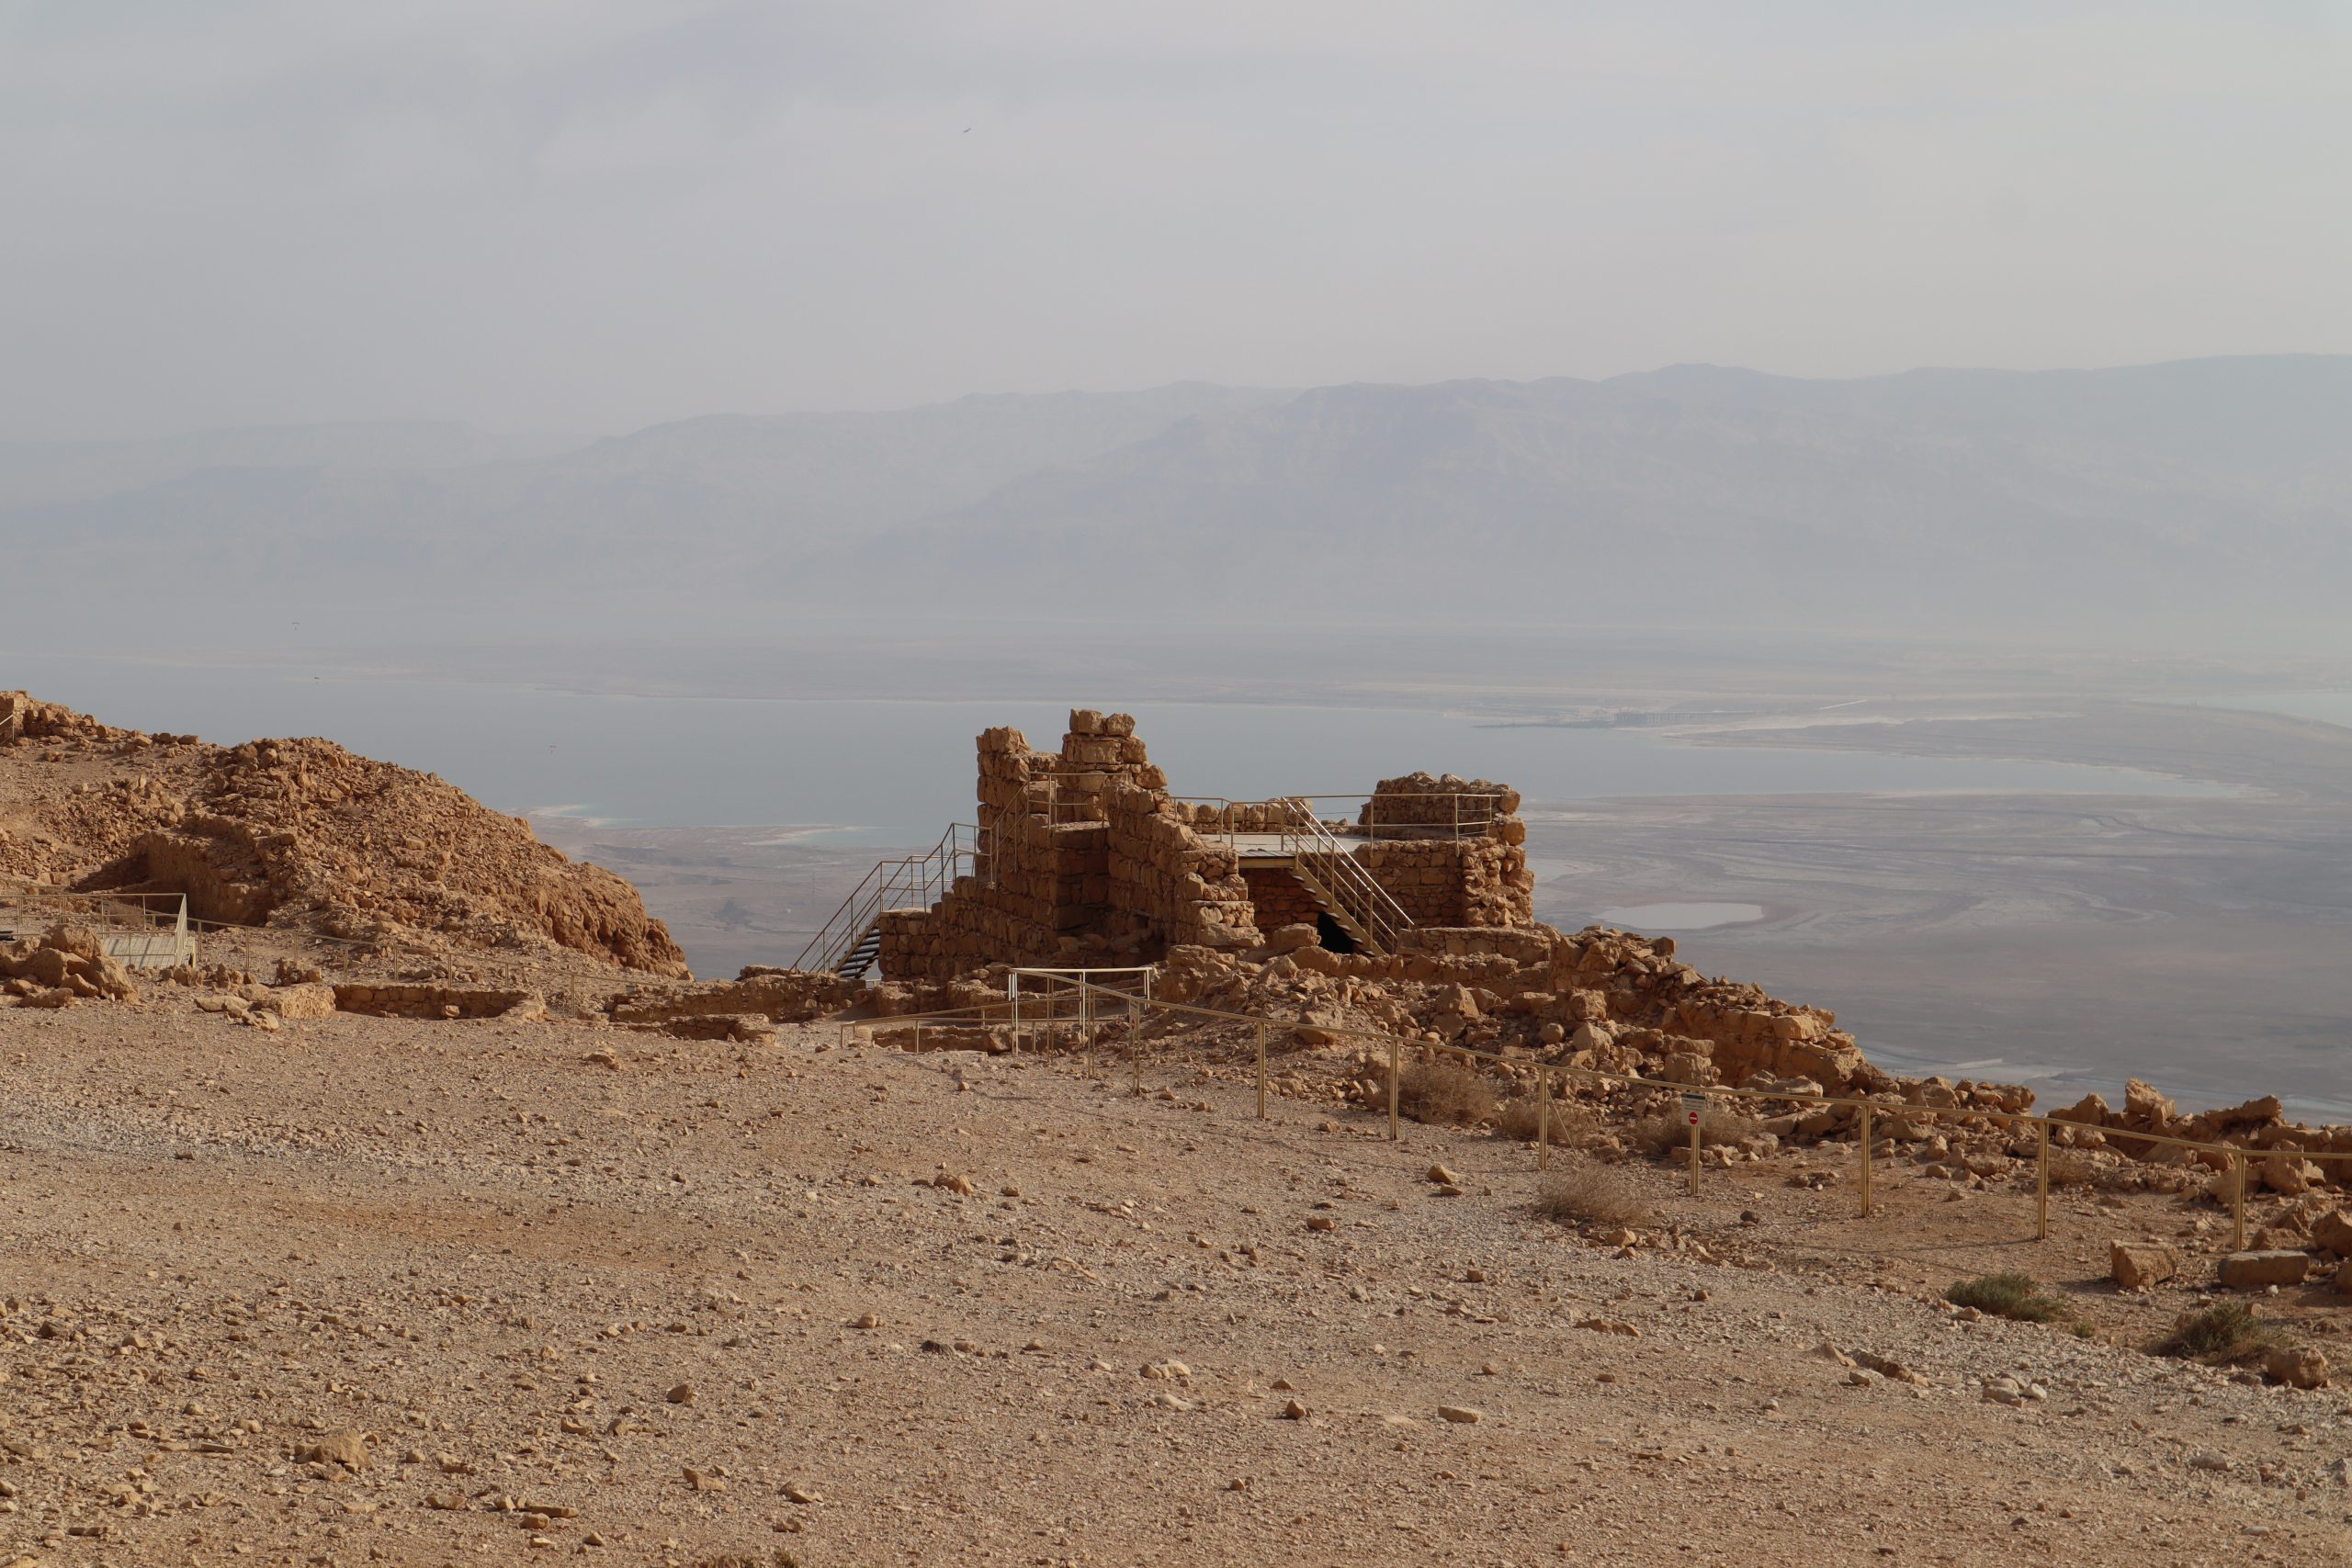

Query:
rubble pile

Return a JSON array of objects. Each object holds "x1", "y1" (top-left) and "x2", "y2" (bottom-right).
[
  {"x1": 0, "y1": 691, "x2": 687, "y2": 976},
  {"x1": 0, "y1": 925, "x2": 140, "y2": 1009}
]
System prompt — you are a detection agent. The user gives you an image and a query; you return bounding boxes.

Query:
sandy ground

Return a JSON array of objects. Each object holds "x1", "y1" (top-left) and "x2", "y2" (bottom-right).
[{"x1": 6, "y1": 987, "x2": 2352, "y2": 1567}]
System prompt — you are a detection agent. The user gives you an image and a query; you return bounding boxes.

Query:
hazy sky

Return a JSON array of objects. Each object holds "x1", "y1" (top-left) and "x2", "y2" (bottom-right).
[{"x1": 3, "y1": 2, "x2": 2348, "y2": 440}]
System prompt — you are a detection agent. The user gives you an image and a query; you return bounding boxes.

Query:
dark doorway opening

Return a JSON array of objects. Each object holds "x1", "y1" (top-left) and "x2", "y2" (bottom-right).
[{"x1": 1315, "y1": 911, "x2": 1357, "y2": 954}]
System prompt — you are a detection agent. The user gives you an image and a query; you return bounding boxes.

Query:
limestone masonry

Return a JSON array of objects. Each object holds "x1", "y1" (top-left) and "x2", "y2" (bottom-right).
[{"x1": 874, "y1": 710, "x2": 1533, "y2": 982}]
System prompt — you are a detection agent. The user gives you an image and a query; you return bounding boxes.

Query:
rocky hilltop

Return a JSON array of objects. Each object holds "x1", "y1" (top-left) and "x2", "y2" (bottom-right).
[{"x1": 0, "y1": 691, "x2": 686, "y2": 975}]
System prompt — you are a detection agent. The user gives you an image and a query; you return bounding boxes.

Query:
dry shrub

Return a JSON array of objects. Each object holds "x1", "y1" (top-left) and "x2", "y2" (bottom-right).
[
  {"x1": 1633, "y1": 1105, "x2": 1763, "y2": 1158},
  {"x1": 1367, "y1": 1058, "x2": 1498, "y2": 1126},
  {"x1": 2158, "y1": 1301, "x2": 2278, "y2": 1364},
  {"x1": 1946, "y1": 1272, "x2": 2066, "y2": 1323},
  {"x1": 1495, "y1": 1097, "x2": 1600, "y2": 1146},
  {"x1": 1533, "y1": 1158, "x2": 1652, "y2": 1229},
  {"x1": 1492, "y1": 1097, "x2": 1543, "y2": 1141}
]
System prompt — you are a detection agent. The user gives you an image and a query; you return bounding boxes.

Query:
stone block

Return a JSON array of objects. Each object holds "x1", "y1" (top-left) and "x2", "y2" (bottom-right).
[
  {"x1": 2219, "y1": 1249, "x2": 2311, "y2": 1289},
  {"x1": 2109, "y1": 1242, "x2": 2177, "y2": 1291}
]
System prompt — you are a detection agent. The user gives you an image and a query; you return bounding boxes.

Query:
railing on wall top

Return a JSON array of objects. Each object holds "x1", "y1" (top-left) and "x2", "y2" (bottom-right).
[{"x1": 792, "y1": 822, "x2": 985, "y2": 974}]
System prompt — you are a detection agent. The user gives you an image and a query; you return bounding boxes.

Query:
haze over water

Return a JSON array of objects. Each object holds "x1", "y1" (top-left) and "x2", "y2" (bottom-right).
[{"x1": 13, "y1": 656, "x2": 2217, "y2": 840}]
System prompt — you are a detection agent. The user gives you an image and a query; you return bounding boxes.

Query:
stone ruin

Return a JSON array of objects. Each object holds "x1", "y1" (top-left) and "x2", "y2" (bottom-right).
[{"x1": 870, "y1": 710, "x2": 1534, "y2": 984}]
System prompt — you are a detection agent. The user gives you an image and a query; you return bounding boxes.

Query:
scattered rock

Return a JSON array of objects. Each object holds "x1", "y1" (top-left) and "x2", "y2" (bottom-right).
[
  {"x1": 1436, "y1": 1405, "x2": 1482, "y2": 1425},
  {"x1": 296, "y1": 1427, "x2": 369, "y2": 1471},
  {"x1": 2265, "y1": 1346, "x2": 2331, "y2": 1390},
  {"x1": 2110, "y1": 1242, "x2": 2178, "y2": 1291},
  {"x1": 1575, "y1": 1317, "x2": 1639, "y2": 1337}
]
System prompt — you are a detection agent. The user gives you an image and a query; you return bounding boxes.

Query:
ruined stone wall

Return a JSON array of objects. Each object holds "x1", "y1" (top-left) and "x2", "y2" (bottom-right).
[
  {"x1": 877, "y1": 712, "x2": 1260, "y2": 984},
  {"x1": 1358, "y1": 838, "x2": 1532, "y2": 927},
  {"x1": 1102, "y1": 778, "x2": 1259, "y2": 953},
  {"x1": 1351, "y1": 774, "x2": 1534, "y2": 928},
  {"x1": 1359, "y1": 773, "x2": 1520, "y2": 836},
  {"x1": 1239, "y1": 864, "x2": 1322, "y2": 931}
]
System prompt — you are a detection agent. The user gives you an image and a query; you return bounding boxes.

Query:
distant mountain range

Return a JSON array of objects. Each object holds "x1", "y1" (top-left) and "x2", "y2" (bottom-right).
[{"x1": 6, "y1": 356, "x2": 2347, "y2": 649}]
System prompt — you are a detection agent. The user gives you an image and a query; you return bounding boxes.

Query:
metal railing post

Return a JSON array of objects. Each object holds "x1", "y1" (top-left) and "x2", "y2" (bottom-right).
[
  {"x1": 1255, "y1": 1023, "x2": 1268, "y2": 1120},
  {"x1": 1536, "y1": 1069, "x2": 1551, "y2": 1171},
  {"x1": 1387, "y1": 1034, "x2": 1401, "y2": 1140},
  {"x1": 1687, "y1": 1103, "x2": 1702, "y2": 1193},
  {"x1": 1858, "y1": 1104, "x2": 1872, "y2": 1217},
  {"x1": 2035, "y1": 1121, "x2": 2050, "y2": 1240},
  {"x1": 2233, "y1": 1153, "x2": 2247, "y2": 1251}
]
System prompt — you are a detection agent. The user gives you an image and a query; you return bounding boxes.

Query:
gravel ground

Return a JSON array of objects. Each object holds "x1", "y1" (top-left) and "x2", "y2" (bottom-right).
[{"x1": 3, "y1": 989, "x2": 2348, "y2": 1566}]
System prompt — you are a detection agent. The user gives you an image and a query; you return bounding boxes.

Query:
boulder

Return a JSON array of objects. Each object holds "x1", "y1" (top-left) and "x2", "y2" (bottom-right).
[
  {"x1": 1265, "y1": 924, "x2": 1319, "y2": 955},
  {"x1": 2122, "y1": 1077, "x2": 2177, "y2": 1129},
  {"x1": 2312, "y1": 1210, "x2": 2352, "y2": 1257},
  {"x1": 259, "y1": 983, "x2": 337, "y2": 1021},
  {"x1": 2218, "y1": 1250, "x2": 2311, "y2": 1290},
  {"x1": 2262, "y1": 1156, "x2": 2324, "y2": 1195},
  {"x1": 2052, "y1": 1091, "x2": 2110, "y2": 1126},
  {"x1": 2264, "y1": 1346, "x2": 2331, "y2": 1390},
  {"x1": 299, "y1": 1427, "x2": 369, "y2": 1470},
  {"x1": 2110, "y1": 1243, "x2": 2177, "y2": 1291}
]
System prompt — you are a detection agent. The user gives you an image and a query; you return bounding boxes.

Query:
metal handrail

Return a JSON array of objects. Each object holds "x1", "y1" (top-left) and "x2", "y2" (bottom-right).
[
  {"x1": 1162, "y1": 792, "x2": 1507, "y2": 844},
  {"x1": 792, "y1": 822, "x2": 983, "y2": 974},
  {"x1": 0, "y1": 886, "x2": 196, "y2": 969},
  {"x1": 1265, "y1": 797, "x2": 1413, "y2": 954}
]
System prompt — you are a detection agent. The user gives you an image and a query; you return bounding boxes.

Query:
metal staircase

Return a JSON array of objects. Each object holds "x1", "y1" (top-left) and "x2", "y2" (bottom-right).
[
  {"x1": 1266, "y1": 798, "x2": 1412, "y2": 955},
  {"x1": 795, "y1": 823, "x2": 983, "y2": 979}
]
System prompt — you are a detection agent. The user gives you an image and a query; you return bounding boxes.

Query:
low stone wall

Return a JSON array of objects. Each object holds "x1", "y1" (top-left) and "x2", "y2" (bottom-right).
[
  {"x1": 333, "y1": 983, "x2": 541, "y2": 1020},
  {"x1": 608, "y1": 968, "x2": 856, "y2": 1025},
  {"x1": 1394, "y1": 925, "x2": 1558, "y2": 964}
]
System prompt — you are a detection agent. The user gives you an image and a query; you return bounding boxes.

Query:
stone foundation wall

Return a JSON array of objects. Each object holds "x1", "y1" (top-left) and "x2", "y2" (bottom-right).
[{"x1": 607, "y1": 968, "x2": 855, "y2": 1025}]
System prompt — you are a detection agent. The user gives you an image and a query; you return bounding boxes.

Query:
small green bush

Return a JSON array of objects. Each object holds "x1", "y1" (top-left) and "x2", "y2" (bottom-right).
[
  {"x1": 1945, "y1": 1272, "x2": 2066, "y2": 1323},
  {"x1": 2159, "y1": 1301, "x2": 2276, "y2": 1362}
]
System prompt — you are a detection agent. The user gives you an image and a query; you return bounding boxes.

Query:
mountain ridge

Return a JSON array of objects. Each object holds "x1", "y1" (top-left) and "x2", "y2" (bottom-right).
[{"x1": 4, "y1": 356, "x2": 2346, "y2": 648}]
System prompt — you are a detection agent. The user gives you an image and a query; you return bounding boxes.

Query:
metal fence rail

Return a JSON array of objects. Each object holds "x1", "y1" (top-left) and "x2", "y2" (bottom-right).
[{"x1": 0, "y1": 886, "x2": 197, "y2": 970}]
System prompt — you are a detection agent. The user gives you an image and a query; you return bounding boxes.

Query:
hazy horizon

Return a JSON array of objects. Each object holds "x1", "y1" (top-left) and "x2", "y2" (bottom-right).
[
  {"x1": 5, "y1": 5, "x2": 2348, "y2": 442},
  {"x1": 11, "y1": 349, "x2": 2346, "y2": 450}
]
